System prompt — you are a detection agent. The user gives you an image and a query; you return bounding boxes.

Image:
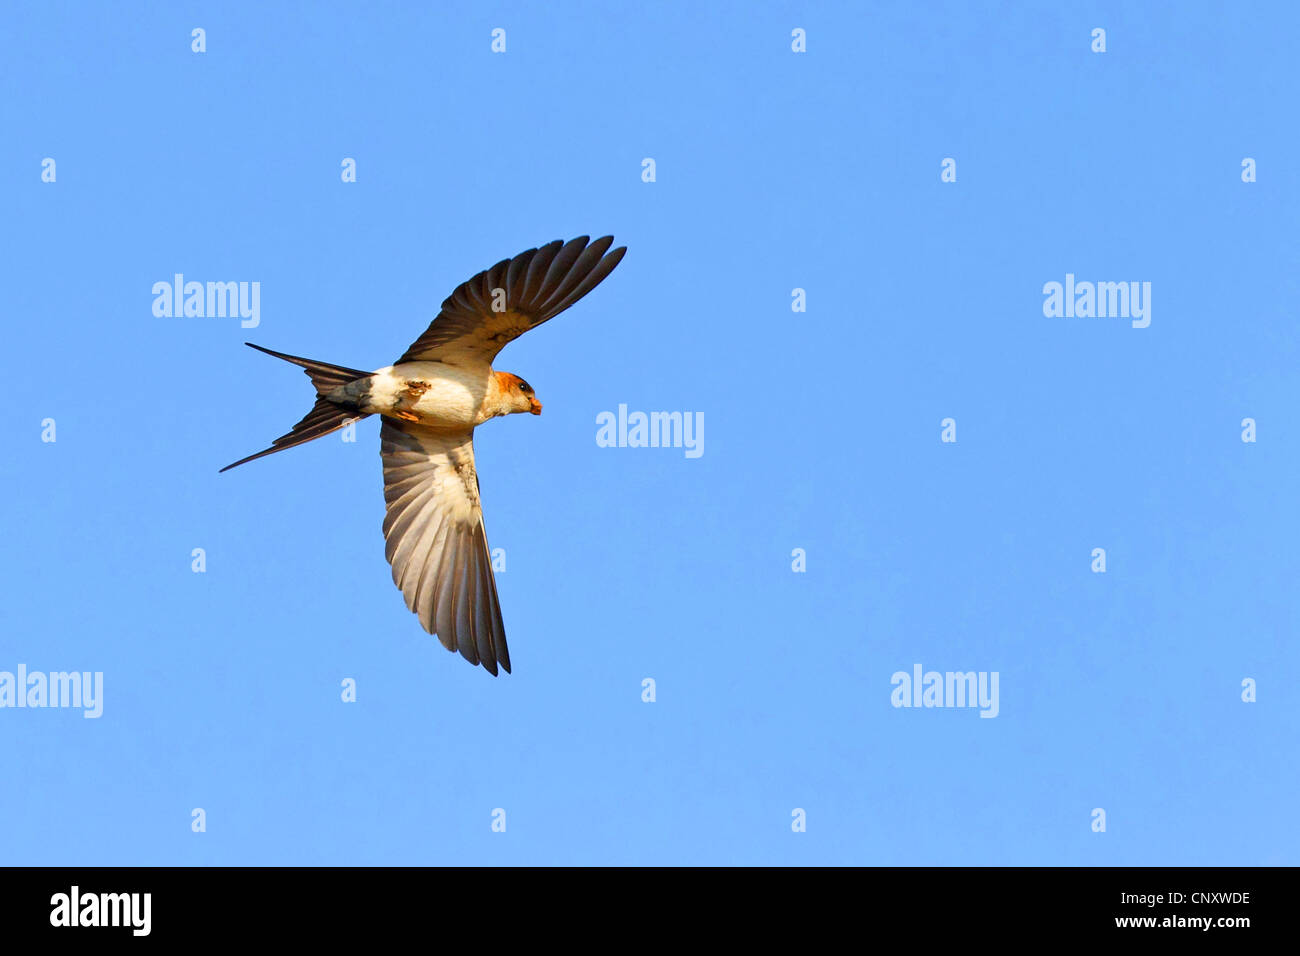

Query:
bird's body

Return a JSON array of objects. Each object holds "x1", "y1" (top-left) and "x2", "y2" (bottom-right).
[
  {"x1": 330, "y1": 362, "x2": 537, "y2": 429},
  {"x1": 222, "y1": 236, "x2": 627, "y2": 675}
]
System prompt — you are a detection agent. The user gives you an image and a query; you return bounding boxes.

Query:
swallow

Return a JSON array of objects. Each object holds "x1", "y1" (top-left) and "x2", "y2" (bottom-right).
[{"x1": 222, "y1": 236, "x2": 627, "y2": 675}]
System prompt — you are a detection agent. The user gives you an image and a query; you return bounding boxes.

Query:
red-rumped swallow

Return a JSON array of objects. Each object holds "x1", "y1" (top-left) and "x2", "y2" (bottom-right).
[{"x1": 222, "y1": 236, "x2": 627, "y2": 675}]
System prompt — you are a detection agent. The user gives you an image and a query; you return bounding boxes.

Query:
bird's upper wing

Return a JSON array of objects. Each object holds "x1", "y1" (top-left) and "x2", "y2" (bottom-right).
[
  {"x1": 397, "y1": 235, "x2": 627, "y2": 364},
  {"x1": 380, "y1": 419, "x2": 510, "y2": 675}
]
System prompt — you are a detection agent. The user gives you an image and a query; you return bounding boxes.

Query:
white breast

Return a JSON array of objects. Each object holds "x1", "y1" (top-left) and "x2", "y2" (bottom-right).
[{"x1": 364, "y1": 362, "x2": 492, "y2": 428}]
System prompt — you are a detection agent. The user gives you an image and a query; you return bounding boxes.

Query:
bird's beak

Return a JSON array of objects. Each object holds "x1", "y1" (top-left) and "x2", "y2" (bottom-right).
[{"x1": 529, "y1": 398, "x2": 543, "y2": 415}]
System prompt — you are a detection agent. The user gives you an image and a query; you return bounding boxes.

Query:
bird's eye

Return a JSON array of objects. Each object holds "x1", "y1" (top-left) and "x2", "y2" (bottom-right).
[{"x1": 518, "y1": 381, "x2": 532, "y2": 393}]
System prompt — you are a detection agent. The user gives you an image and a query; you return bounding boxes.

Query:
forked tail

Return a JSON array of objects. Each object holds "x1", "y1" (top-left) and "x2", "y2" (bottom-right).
[{"x1": 220, "y1": 343, "x2": 373, "y2": 473}]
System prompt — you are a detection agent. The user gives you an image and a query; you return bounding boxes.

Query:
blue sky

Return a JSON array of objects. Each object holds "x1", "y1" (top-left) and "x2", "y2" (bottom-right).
[{"x1": 2, "y1": 1, "x2": 1296, "y2": 865}]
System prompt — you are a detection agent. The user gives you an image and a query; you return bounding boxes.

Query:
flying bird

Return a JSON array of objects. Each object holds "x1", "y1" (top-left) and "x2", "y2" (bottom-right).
[{"x1": 222, "y1": 236, "x2": 627, "y2": 675}]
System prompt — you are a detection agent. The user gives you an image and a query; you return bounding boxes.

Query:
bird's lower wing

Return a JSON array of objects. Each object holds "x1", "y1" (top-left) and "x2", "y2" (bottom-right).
[{"x1": 379, "y1": 420, "x2": 510, "y2": 675}]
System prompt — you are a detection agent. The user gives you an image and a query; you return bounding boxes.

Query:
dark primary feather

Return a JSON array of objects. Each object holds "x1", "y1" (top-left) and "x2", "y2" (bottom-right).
[{"x1": 398, "y1": 236, "x2": 627, "y2": 364}]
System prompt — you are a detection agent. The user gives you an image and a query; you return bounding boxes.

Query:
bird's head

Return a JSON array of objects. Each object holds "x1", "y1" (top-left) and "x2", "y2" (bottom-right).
[{"x1": 494, "y1": 371, "x2": 542, "y2": 416}]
